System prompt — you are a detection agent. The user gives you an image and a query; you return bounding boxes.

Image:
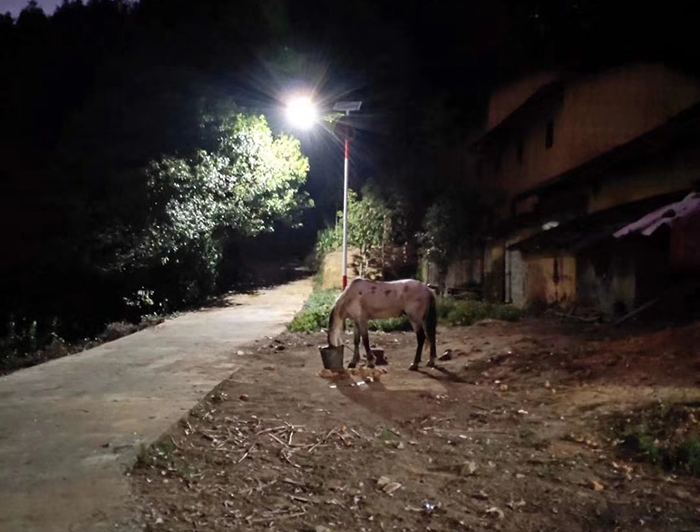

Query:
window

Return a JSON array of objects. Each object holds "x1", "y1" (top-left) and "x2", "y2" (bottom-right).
[
  {"x1": 517, "y1": 137, "x2": 524, "y2": 164},
  {"x1": 545, "y1": 119, "x2": 554, "y2": 149}
]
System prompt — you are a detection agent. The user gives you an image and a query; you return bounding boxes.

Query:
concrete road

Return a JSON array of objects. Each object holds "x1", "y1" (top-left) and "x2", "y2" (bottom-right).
[{"x1": 0, "y1": 279, "x2": 312, "y2": 532}]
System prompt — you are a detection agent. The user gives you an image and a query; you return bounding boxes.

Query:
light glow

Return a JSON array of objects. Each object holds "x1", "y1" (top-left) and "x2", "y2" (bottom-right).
[{"x1": 285, "y1": 96, "x2": 318, "y2": 130}]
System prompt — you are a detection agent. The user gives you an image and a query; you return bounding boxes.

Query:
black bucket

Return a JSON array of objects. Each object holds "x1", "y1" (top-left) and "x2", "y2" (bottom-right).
[{"x1": 319, "y1": 345, "x2": 345, "y2": 370}]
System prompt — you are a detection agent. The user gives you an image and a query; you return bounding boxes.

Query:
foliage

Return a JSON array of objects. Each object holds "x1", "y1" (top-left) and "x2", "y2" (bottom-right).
[
  {"x1": 346, "y1": 185, "x2": 391, "y2": 276},
  {"x1": 611, "y1": 402, "x2": 700, "y2": 477},
  {"x1": 314, "y1": 184, "x2": 392, "y2": 276},
  {"x1": 288, "y1": 290, "x2": 340, "y2": 333},
  {"x1": 287, "y1": 290, "x2": 411, "y2": 333},
  {"x1": 368, "y1": 317, "x2": 411, "y2": 332},
  {"x1": 419, "y1": 195, "x2": 467, "y2": 290},
  {"x1": 436, "y1": 298, "x2": 521, "y2": 326},
  {"x1": 288, "y1": 292, "x2": 520, "y2": 334},
  {"x1": 119, "y1": 111, "x2": 311, "y2": 305}
]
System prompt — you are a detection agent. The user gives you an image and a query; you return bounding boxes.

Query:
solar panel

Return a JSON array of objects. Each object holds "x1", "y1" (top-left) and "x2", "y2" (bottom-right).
[{"x1": 333, "y1": 101, "x2": 362, "y2": 112}]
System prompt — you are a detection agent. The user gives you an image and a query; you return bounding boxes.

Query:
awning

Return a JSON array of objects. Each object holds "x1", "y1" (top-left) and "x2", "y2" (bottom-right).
[
  {"x1": 614, "y1": 192, "x2": 700, "y2": 238},
  {"x1": 509, "y1": 192, "x2": 688, "y2": 254}
]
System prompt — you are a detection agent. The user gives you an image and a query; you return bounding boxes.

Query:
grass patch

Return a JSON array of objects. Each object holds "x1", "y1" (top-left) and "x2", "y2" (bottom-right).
[
  {"x1": 609, "y1": 402, "x2": 700, "y2": 476},
  {"x1": 369, "y1": 317, "x2": 411, "y2": 332},
  {"x1": 436, "y1": 298, "x2": 521, "y2": 326},
  {"x1": 288, "y1": 292, "x2": 521, "y2": 333},
  {"x1": 288, "y1": 290, "x2": 340, "y2": 333},
  {"x1": 288, "y1": 290, "x2": 411, "y2": 333}
]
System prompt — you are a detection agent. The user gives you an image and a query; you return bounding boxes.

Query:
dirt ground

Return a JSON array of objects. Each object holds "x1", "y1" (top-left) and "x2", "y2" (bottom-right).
[{"x1": 131, "y1": 317, "x2": 700, "y2": 532}]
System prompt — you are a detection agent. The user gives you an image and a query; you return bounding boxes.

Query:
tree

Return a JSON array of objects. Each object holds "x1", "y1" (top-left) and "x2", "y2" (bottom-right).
[
  {"x1": 419, "y1": 193, "x2": 480, "y2": 294},
  {"x1": 120, "y1": 109, "x2": 311, "y2": 303},
  {"x1": 315, "y1": 184, "x2": 392, "y2": 278},
  {"x1": 347, "y1": 184, "x2": 391, "y2": 277}
]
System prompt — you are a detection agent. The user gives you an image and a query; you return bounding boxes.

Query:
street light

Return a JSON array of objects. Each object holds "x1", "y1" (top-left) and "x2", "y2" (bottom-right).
[
  {"x1": 284, "y1": 95, "x2": 362, "y2": 290},
  {"x1": 333, "y1": 101, "x2": 362, "y2": 290},
  {"x1": 285, "y1": 96, "x2": 318, "y2": 130}
]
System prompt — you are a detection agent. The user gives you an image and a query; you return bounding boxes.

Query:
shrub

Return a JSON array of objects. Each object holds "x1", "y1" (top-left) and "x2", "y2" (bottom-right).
[
  {"x1": 611, "y1": 403, "x2": 700, "y2": 477},
  {"x1": 436, "y1": 298, "x2": 521, "y2": 326},
  {"x1": 369, "y1": 317, "x2": 411, "y2": 332},
  {"x1": 288, "y1": 290, "x2": 413, "y2": 333},
  {"x1": 288, "y1": 290, "x2": 340, "y2": 333}
]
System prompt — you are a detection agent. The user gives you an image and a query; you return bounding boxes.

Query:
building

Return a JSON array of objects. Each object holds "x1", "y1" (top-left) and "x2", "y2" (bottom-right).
[{"x1": 472, "y1": 63, "x2": 700, "y2": 315}]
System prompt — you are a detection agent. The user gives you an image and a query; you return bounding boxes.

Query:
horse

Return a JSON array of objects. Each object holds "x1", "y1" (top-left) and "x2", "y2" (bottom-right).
[{"x1": 327, "y1": 278, "x2": 437, "y2": 371}]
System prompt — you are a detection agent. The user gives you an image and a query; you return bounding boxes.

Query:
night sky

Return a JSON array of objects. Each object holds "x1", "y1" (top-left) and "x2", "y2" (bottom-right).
[{"x1": 2, "y1": 0, "x2": 61, "y2": 16}]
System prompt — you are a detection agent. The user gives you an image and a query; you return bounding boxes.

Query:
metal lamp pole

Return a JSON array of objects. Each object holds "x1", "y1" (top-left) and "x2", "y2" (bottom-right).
[
  {"x1": 333, "y1": 101, "x2": 362, "y2": 290},
  {"x1": 342, "y1": 133, "x2": 350, "y2": 290}
]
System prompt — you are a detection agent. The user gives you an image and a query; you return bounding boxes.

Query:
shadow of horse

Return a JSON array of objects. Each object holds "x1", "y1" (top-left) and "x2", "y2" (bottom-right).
[
  {"x1": 418, "y1": 366, "x2": 469, "y2": 384},
  {"x1": 327, "y1": 364, "x2": 465, "y2": 421}
]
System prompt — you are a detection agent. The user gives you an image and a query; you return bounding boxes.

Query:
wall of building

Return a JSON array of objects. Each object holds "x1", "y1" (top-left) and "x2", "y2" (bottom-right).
[
  {"x1": 576, "y1": 234, "x2": 671, "y2": 315},
  {"x1": 520, "y1": 254, "x2": 576, "y2": 309},
  {"x1": 487, "y1": 64, "x2": 700, "y2": 200},
  {"x1": 577, "y1": 243, "x2": 636, "y2": 315},
  {"x1": 483, "y1": 241, "x2": 505, "y2": 302},
  {"x1": 423, "y1": 256, "x2": 482, "y2": 291},
  {"x1": 587, "y1": 137, "x2": 700, "y2": 212},
  {"x1": 507, "y1": 248, "x2": 526, "y2": 307},
  {"x1": 487, "y1": 72, "x2": 559, "y2": 131}
]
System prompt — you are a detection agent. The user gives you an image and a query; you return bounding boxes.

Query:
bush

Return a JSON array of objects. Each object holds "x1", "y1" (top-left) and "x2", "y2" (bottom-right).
[
  {"x1": 288, "y1": 292, "x2": 522, "y2": 334},
  {"x1": 288, "y1": 290, "x2": 413, "y2": 333},
  {"x1": 288, "y1": 290, "x2": 340, "y2": 333},
  {"x1": 611, "y1": 403, "x2": 700, "y2": 477},
  {"x1": 100, "y1": 321, "x2": 139, "y2": 342},
  {"x1": 368, "y1": 317, "x2": 411, "y2": 332},
  {"x1": 437, "y1": 298, "x2": 521, "y2": 326}
]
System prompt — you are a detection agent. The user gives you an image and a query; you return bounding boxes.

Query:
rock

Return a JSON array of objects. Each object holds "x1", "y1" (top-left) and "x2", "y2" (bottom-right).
[
  {"x1": 155, "y1": 517, "x2": 164, "y2": 525},
  {"x1": 591, "y1": 480, "x2": 604, "y2": 491},
  {"x1": 376, "y1": 476, "x2": 391, "y2": 488},
  {"x1": 383, "y1": 482, "x2": 402, "y2": 495},
  {"x1": 485, "y1": 507, "x2": 505, "y2": 519},
  {"x1": 472, "y1": 490, "x2": 489, "y2": 500},
  {"x1": 275, "y1": 345, "x2": 286, "y2": 351},
  {"x1": 315, "y1": 526, "x2": 332, "y2": 532},
  {"x1": 439, "y1": 349, "x2": 453, "y2": 361},
  {"x1": 236, "y1": 350, "x2": 245, "y2": 356},
  {"x1": 396, "y1": 442, "x2": 405, "y2": 450},
  {"x1": 461, "y1": 461, "x2": 478, "y2": 476},
  {"x1": 239, "y1": 394, "x2": 250, "y2": 401}
]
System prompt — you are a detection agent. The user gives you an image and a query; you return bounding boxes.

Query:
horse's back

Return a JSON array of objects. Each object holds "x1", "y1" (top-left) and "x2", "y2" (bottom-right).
[{"x1": 343, "y1": 278, "x2": 433, "y2": 320}]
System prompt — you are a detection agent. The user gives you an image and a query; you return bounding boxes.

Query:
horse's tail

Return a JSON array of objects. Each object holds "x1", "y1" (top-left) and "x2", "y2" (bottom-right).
[{"x1": 427, "y1": 291, "x2": 437, "y2": 339}]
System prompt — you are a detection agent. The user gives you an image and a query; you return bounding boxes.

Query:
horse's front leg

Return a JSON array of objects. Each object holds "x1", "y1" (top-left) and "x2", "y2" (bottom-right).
[
  {"x1": 348, "y1": 323, "x2": 361, "y2": 369},
  {"x1": 358, "y1": 322, "x2": 376, "y2": 368}
]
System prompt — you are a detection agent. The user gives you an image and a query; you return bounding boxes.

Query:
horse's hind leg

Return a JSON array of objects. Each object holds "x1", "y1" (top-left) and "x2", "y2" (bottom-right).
[
  {"x1": 348, "y1": 323, "x2": 361, "y2": 369},
  {"x1": 409, "y1": 328, "x2": 426, "y2": 371},
  {"x1": 425, "y1": 330, "x2": 437, "y2": 368},
  {"x1": 425, "y1": 296, "x2": 438, "y2": 368}
]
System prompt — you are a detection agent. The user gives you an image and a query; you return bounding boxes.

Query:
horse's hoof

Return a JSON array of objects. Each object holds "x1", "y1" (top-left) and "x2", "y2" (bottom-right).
[
  {"x1": 409, "y1": 363, "x2": 419, "y2": 371},
  {"x1": 375, "y1": 357, "x2": 389, "y2": 366},
  {"x1": 426, "y1": 360, "x2": 436, "y2": 368},
  {"x1": 348, "y1": 362, "x2": 357, "y2": 369},
  {"x1": 367, "y1": 362, "x2": 375, "y2": 369}
]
